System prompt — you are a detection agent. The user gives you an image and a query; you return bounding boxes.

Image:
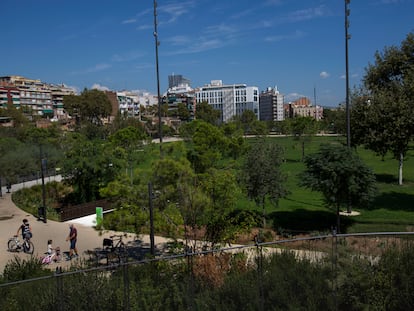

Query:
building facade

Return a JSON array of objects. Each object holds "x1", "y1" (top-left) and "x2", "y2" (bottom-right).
[
  {"x1": 168, "y1": 74, "x2": 191, "y2": 88},
  {"x1": 165, "y1": 83, "x2": 195, "y2": 121},
  {"x1": 0, "y1": 76, "x2": 76, "y2": 120},
  {"x1": 287, "y1": 97, "x2": 324, "y2": 120},
  {"x1": 259, "y1": 86, "x2": 284, "y2": 122},
  {"x1": 195, "y1": 80, "x2": 259, "y2": 123},
  {"x1": 117, "y1": 91, "x2": 140, "y2": 118},
  {"x1": 0, "y1": 87, "x2": 20, "y2": 109}
]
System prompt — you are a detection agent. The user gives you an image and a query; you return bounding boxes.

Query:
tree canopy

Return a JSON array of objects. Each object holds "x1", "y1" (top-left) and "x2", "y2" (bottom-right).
[
  {"x1": 241, "y1": 138, "x2": 289, "y2": 227},
  {"x1": 64, "y1": 88, "x2": 112, "y2": 127},
  {"x1": 351, "y1": 32, "x2": 414, "y2": 185},
  {"x1": 195, "y1": 101, "x2": 221, "y2": 125},
  {"x1": 299, "y1": 143, "x2": 377, "y2": 232}
]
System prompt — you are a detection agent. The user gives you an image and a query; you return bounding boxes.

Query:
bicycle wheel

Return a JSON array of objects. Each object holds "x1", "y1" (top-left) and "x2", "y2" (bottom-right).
[
  {"x1": 24, "y1": 241, "x2": 34, "y2": 254},
  {"x1": 115, "y1": 243, "x2": 128, "y2": 263},
  {"x1": 8, "y1": 240, "x2": 18, "y2": 252}
]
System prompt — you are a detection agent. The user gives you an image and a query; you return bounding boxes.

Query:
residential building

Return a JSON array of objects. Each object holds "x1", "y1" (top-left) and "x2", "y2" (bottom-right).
[
  {"x1": 259, "y1": 86, "x2": 284, "y2": 122},
  {"x1": 49, "y1": 84, "x2": 76, "y2": 120},
  {"x1": 168, "y1": 73, "x2": 191, "y2": 88},
  {"x1": 165, "y1": 83, "x2": 195, "y2": 121},
  {"x1": 0, "y1": 86, "x2": 20, "y2": 109},
  {"x1": 0, "y1": 76, "x2": 76, "y2": 120},
  {"x1": 195, "y1": 80, "x2": 259, "y2": 123},
  {"x1": 287, "y1": 97, "x2": 324, "y2": 120},
  {"x1": 117, "y1": 91, "x2": 140, "y2": 118}
]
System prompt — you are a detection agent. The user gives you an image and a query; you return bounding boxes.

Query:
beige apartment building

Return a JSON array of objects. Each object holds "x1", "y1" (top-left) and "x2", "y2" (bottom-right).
[{"x1": 0, "y1": 75, "x2": 76, "y2": 120}]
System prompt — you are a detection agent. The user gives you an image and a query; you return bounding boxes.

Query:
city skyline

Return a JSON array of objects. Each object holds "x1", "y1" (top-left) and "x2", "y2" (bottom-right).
[{"x1": 1, "y1": 0, "x2": 413, "y2": 107}]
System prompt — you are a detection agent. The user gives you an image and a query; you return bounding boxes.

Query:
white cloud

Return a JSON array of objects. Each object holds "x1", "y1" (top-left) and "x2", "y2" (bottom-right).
[
  {"x1": 320, "y1": 71, "x2": 330, "y2": 79},
  {"x1": 112, "y1": 51, "x2": 145, "y2": 62},
  {"x1": 89, "y1": 63, "x2": 111, "y2": 73},
  {"x1": 285, "y1": 5, "x2": 330, "y2": 23},
  {"x1": 285, "y1": 92, "x2": 306, "y2": 102},
  {"x1": 265, "y1": 30, "x2": 305, "y2": 42},
  {"x1": 159, "y1": 1, "x2": 196, "y2": 24},
  {"x1": 71, "y1": 63, "x2": 111, "y2": 75},
  {"x1": 167, "y1": 35, "x2": 191, "y2": 46},
  {"x1": 340, "y1": 73, "x2": 359, "y2": 79},
  {"x1": 122, "y1": 19, "x2": 136, "y2": 24},
  {"x1": 135, "y1": 63, "x2": 154, "y2": 70},
  {"x1": 137, "y1": 24, "x2": 152, "y2": 31},
  {"x1": 91, "y1": 83, "x2": 110, "y2": 91}
]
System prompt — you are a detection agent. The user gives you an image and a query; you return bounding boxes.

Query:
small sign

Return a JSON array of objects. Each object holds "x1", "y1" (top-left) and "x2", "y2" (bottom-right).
[{"x1": 96, "y1": 207, "x2": 103, "y2": 226}]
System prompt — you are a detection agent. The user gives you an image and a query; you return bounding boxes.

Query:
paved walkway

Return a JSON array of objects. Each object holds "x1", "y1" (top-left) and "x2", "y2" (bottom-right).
[
  {"x1": 0, "y1": 181, "x2": 170, "y2": 272},
  {"x1": 0, "y1": 177, "x2": 326, "y2": 273}
]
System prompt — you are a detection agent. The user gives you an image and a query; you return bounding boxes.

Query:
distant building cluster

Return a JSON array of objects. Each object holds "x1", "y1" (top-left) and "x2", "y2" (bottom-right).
[
  {"x1": 0, "y1": 74, "x2": 323, "y2": 126},
  {"x1": 0, "y1": 75, "x2": 75, "y2": 121}
]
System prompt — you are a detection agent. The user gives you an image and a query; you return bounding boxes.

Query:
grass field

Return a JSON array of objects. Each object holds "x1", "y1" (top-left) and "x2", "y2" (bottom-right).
[
  {"x1": 252, "y1": 136, "x2": 414, "y2": 234},
  {"x1": 145, "y1": 136, "x2": 414, "y2": 234}
]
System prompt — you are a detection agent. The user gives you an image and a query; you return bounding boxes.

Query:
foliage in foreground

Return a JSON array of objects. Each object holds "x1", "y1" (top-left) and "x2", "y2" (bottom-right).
[{"x1": 1, "y1": 242, "x2": 414, "y2": 310}]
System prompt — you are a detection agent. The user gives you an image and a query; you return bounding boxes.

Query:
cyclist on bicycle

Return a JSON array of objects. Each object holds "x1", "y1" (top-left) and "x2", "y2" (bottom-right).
[{"x1": 16, "y1": 218, "x2": 32, "y2": 241}]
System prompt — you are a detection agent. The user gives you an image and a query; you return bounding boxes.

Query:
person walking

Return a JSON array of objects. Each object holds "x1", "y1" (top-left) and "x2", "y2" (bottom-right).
[{"x1": 66, "y1": 224, "x2": 78, "y2": 260}]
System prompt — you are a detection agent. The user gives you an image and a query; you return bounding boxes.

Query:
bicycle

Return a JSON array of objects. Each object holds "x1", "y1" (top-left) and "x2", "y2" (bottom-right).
[
  {"x1": 102, "y1": 234, "x2": 128, "y2": 264},
  {"x1": 8, "y1": 235, "x2": 34, "y2": 254}
]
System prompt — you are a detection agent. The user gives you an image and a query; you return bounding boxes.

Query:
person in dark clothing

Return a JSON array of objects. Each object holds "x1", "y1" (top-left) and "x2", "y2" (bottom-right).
[{"x1": 16, "y1": 219, "x2": 32, "y2": 240}]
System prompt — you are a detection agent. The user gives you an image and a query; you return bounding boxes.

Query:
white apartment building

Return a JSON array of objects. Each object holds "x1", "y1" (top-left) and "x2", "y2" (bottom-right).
[
  {"x1": 195, "y1": 80, "x2": 259, "y2": 123},
  {"x1": 117, "y1": 91, "x2": 140, "y2": 118}
]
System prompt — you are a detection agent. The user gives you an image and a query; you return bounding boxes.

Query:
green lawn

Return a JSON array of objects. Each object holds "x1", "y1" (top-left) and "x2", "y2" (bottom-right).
[
  {"x1": 139, "y1": 136, "x2": 414, "y2": 235},
  {"x1": 258, "y1": 136, "x2": 414, "y2": 234}
]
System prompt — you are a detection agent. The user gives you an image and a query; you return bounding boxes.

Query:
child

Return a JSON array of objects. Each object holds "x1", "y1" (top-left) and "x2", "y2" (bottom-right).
[
  {"x1": 47, "y1": 239, "x2": 54, "y2": 255},
  {"x1": 42, "y1": 239, "x2": 55, "y2": 264},
  {"x1": 48, "y1": 240, "x2": 62, "y2": 262},
  {"x1": 54, "y1": 246, "x2": 62, "y2": 262}
]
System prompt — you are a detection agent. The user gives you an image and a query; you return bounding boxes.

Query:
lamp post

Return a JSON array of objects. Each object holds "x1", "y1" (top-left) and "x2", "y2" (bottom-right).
[
  {"x1": 148, "y1": 182, "x2": 155, "y2": 256},
  {"x1": 153, "y1": 0, "x2": 163, "y2": 155},
  {"x1": 39, "y1": 145, "x2": 47, "y2": 223},
  {"x1": 345, "y1": 0, "x2": 351, "y2": 148}
]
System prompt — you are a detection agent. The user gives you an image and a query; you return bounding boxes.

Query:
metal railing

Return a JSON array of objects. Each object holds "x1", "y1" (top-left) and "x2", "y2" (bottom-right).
[{"x1": 1, "y1": 231, "x2": 413, "y2": 310}]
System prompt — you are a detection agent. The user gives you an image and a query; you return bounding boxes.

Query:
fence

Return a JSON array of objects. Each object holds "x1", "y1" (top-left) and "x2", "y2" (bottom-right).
[
  {"x1": 1, "y1": 232, "x2": 414, "y2": 311},
  {"x1": 59, "y1": 199, "x2": 112, "y2": 222}
]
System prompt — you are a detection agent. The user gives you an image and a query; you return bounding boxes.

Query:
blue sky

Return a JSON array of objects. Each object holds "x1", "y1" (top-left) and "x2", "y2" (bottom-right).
[{"x1": 1, "y1": 0, "x2": 413, "y2": 107}]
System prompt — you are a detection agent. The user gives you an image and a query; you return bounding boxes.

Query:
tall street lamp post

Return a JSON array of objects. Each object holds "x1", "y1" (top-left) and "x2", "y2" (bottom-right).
[
  {"x1": 39, "y1": 145, "x2": 47, "y2": 223},
  {"x1": 345, "y1": 0, "x2": 351, "y2": 148},
  {"x1": 153, "y1": 0, "x2": 163, "y2": 155}
]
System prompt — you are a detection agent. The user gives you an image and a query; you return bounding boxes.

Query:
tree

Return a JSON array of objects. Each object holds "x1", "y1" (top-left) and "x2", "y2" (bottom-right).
[
  {"x1": 0, "y1": 105, "x2": 29, "y2": 128},
  {"x1": 221, "y1": 121, "x2": 247, "y2": 159},
  {"x1": 177, "y1": 102, "x2": 192, "y2": 122},
  {"x1": 241, "y1": 138, "x2": 289, "y2": 227},
  {"x1": 195, "y1": 101, "x2": 220, "y2": 125},
  {"x1": 351, "y1": 32, "x2": 414, "y2": 185},
  {"x1": 290, "y1": 116, "x2": 319, "y2": 161},
  {"x1": 186, "y1": 121, "x2": 228, "y2": 173},
  {"x1": 108, "y1": 126, "x2": 147, "y2": 151},
  {"x1": 239, "y1": 110, "x2": 257, "y2": 134},
  {"x1": 200, "y1": 168, "x2": 242, "y2": 245},
  {"x1": 61, "y1": 133, "x2": 120, "y2": 203},
  {"x1": 322, "y1": 107, "x2": 346, "y2": 134},
  {"x1": 64, "y1": 88, "x2": 112, "y2": 127},
  {"x1": 299, "y1": 143, "x2": 377, "y2": 232}
]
